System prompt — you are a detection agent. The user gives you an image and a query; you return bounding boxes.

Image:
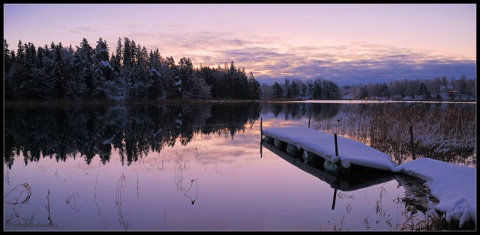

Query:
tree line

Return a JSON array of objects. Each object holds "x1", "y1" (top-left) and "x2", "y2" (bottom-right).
[
  {"x1": 259, "y1": 76, "x2": 475, "y2": 101},
  {"x1": 260, "y1": 78, "x2": 342, "y2": 100},
  {"x1": 4, "y1": 37, "x2": 475, "y2": 102},
  {"x1": 342, "y1": 76, "x2": 476, "y2": 101},
  {"x1": 4, "y1": 37, "x2": 262, "y2": 101}
]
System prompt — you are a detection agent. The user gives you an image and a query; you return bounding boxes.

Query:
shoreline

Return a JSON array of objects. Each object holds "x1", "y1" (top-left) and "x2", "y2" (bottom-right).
[{"x1": 4, "y1": 98, "x2": 476, "y2": 108}]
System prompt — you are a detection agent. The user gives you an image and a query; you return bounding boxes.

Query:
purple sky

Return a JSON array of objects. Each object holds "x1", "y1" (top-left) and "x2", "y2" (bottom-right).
[{"x1": 4, "y1": 4, "x2": 476, "y2": 85}]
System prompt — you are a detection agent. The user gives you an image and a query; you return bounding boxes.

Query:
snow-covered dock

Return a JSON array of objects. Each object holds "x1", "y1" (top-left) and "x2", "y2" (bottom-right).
[
  {"x1": 261, "y1": 126, "x2": 476, "y2": 229},
  {"x1": 261, "y1": 127, "x2": 398, "y2": 173}
]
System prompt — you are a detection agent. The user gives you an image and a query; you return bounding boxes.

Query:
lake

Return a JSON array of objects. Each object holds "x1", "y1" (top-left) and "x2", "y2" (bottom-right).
[{"x1": 3, "y1": 101, "x2": 476, "y2": 231}]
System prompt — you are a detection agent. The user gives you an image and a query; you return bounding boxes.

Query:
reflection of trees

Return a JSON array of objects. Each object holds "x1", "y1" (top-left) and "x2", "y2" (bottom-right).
[
  {"x1": 284, "y1": 103, "x2": 300, "y2": 120},
  {"x1": 271, "y1": 104, "x2": 283, "y2": 118},
  {"x1": 203, "y1": 103, "x2": 261, "y2": 140},
  {"x1": 261, "y1": 103, "x2": 340, "y2": 121},
  {"x1": 4, "y1": 103, "x2": 262, "y2": 167},
  {"x1": 310, "y1": 103, "x2": 340, "y2": 121}
]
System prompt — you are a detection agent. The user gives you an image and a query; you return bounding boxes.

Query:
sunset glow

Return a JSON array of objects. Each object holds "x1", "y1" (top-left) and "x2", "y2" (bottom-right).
[{"x1": 4, "y1": 3, "x2": 476, "y2": 85}]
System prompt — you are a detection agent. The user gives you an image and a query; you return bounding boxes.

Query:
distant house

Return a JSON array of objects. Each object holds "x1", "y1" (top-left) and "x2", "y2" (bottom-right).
[
  {"x1": 440, "y1": 85, "x2": 457, "y2": 100},
  {"x1": 440, "y1": 85, "x2": 455, "y2": 94}
]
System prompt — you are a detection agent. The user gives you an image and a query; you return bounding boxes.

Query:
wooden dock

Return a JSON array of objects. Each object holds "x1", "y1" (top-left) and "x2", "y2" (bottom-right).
[{"x1": 261, "y1": 126, "x2": 398, "y2": 177}]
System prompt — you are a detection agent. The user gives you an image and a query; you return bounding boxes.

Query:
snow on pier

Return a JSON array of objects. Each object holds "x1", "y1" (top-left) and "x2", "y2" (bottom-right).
[{"x1": 261, "y1": 127, "x2": 398, "y2": 172}]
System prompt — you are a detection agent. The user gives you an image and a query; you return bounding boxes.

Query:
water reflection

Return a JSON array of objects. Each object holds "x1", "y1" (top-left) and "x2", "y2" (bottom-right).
[
  {"x1": 5, "y1": 102, "x2": 475, "y2": 168},
  {"x1": 4, "y1": 103, "x2": 261, "y2": 168},
  {"x1": 262, "y1": 142, "x2": 393, "y2": 191},
  {"x1": 261, "y1": 102, "x2": 340, "y2": 121},
  {"x1": 4, "y1": 101, "x2": 475, "y2": 231},
  {"x1": 261, "y1": 143, "x2": 396, "y2": 209}
]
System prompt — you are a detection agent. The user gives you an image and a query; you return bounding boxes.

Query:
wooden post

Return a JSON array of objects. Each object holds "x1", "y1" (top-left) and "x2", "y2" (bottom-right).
[
  {"x1": 308, "y1": 115, "x2": 311, "y2": 128},
  {"x1": 331, "y1": 188, "x2": 337, "y2": 210},
  {"x1": 260, "y1": 140, "x2": 263, "y2": 158},
  {"x1": 334, "y1": 134, "x2": 338, "y2": 156},
  {"x1": 260, "y1": 117, "x2": 263, "y2": 134},
  {"x1": 409, "y1": 126, "x2": 416, "y2": 160},
  {"x1": 260, "y1": 118, "x2": 263, "y2": 158}
]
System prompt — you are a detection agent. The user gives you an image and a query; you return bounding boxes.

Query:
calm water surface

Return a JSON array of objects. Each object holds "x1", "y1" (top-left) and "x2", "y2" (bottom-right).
[{"x1": 4, "y1": 101, "x2": 476, "y2": 231}]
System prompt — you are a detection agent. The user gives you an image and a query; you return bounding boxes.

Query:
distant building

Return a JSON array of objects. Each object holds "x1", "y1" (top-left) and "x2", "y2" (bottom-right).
[{"x1": 440, "y1": 85, "x2": 455, "y2": 95}]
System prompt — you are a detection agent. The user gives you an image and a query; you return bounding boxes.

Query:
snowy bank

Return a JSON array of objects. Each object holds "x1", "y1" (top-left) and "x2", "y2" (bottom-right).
[{"x1": 394, "y1": 158, "x2": 476, "y2": 228}]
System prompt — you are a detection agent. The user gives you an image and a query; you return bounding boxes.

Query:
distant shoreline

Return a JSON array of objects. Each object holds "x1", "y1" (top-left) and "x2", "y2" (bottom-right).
[
  {"x1": 4, "y1": 99, "x2": 477, "y2": 107},
  {"x1": 4, "y1": 98, "x2": 476, "y2": 108},
  {"x1": 4, "y1": 99, "x2": 262, "y2": 108}
]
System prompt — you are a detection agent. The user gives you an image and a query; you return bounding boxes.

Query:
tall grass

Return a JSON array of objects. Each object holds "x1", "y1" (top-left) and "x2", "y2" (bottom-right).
[{"x1": 313, "y1": 103, "x2": 476, "y2": 166}]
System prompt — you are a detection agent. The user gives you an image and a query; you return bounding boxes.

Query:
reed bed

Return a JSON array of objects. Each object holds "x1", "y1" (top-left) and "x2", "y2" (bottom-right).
[{"x1": 313, "y1": 103, "x2": 476, "y2": 166}]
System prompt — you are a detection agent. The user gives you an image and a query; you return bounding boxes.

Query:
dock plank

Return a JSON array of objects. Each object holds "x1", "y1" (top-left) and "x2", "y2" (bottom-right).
[{"x1": 262, "y1": 127, "x2": 397, "y2": 171}]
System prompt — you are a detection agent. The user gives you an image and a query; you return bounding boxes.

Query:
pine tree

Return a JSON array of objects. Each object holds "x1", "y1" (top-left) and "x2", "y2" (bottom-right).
[
  {"x1": 311, "y1": 81, "x2": 322, "y2": 99},
  {"x1": 284, "y1": 79, "x2": 292, "y2": 99},
  {"x1": 322, "y1": 80, "x2": 340, "y2": 99},
  {"x1": 178, "y1": 57, "x2": 194, "y2": 99},
  {"x1": 290, "y1": 80, "x2": 300, "y2": 98},
  {"x1": 272, "y1": 82, "x2": 283, "y2": 99},
  {"x1": 248, "y1": 72, "x2": 261, "y2": 99},
  {"x1": 4, "y1": 40, "x2": 11, "y2": 74},
  {"x1": 418, "y1": 82, "x2": 429, "y2": 97},
  {"x1": 4, "y1": 39, "x2": 15, "y2": 99},
  {"x1": 147, "y1": 49, "x2": 164, "y2": 99},
  {"x1": 236, "y1": 67, "x2": 249, "y2": 99},
  {"x1": 52, "y1": 43, "x2": 66, "y2": 99},
  {"x1": 198, "y1": 65, "x2": 217, "y2": 99},
  {"x1": 165, "y1": 56, "x2": 180, "y2": 99}
]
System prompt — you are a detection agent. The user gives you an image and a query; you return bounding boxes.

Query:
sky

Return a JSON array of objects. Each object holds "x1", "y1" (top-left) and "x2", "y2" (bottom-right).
[
  {"x1": 3, "y1": 3, "x2": 477, "y2": 85},
  {"x1": 262, "y1": 126, "x2": 476, "y2": 229}
]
